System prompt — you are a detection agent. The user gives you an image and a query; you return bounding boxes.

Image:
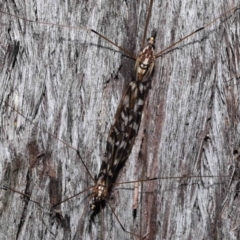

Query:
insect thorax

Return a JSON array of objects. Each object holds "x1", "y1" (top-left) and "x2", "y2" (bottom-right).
[
  {"x1": 90, "y1": 173, "x2": 111, "y2": 209},
  {"x1": 134, "y1": 32, "x2": 156, "y2": 82}
]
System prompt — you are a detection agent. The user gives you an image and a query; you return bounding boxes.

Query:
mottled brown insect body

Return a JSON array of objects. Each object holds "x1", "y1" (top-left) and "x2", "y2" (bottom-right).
[
  {"x1": 91, "y1": 33, "x2": 156, "y2": 210},
  {"x1": 135, "y1": 33, "x2": 156, "y2": 82}
]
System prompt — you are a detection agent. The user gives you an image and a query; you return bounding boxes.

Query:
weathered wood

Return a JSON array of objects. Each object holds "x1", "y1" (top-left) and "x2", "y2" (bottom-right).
[{"x1": 0, "y1": 0, "x2": 240, "y2": 239}]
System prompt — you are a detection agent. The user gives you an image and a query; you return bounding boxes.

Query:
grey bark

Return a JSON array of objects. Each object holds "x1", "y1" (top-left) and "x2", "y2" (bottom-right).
[{"x1": 0, "y1": 0, "x2": 240, "y2": 239}]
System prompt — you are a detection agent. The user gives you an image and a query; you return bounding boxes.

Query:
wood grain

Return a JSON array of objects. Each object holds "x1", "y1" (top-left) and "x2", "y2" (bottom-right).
[{"x1": 0, "y1": 0, "x2": 240, "y2": 239}]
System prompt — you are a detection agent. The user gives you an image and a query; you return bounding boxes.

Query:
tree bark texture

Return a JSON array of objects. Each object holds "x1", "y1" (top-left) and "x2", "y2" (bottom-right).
[{"x1": 0, "y1": 0, "x2": 240, "y2": 239}]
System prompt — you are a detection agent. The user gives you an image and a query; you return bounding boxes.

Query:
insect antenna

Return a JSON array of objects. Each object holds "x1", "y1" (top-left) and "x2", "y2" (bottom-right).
[
  {"x1": 113, "y1": 175, "x2": 230, "y2": 186},
  {"x1": 154, "y1": 4, "x2": 240, "y2": 58},
  {"x1": 0, "y1": 9, "x2": 137, "y2": 60},
  {"x1": 0, "y1": 10, "x2": 89, "y2": 32},
  {"x1": 1, "y1": 3, "x2": 240, "y2": 63},
  {"x1": 90, "y1": 29, "x2": 136, "y2": 60},
  {"x1": 141, "y1": 0, "x2": 154, "y2": 49}
]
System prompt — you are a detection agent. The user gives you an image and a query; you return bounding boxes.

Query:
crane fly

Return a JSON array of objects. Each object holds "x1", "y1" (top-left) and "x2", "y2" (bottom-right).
[{"x1": 0, "y1": 0, "x2": 240, "y2": 239}]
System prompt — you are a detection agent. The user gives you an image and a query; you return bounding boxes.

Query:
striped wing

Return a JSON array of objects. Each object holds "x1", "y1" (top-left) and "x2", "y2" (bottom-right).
[{"x1": 100, "y1": 80, "x2": 149, "y2": 180}]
